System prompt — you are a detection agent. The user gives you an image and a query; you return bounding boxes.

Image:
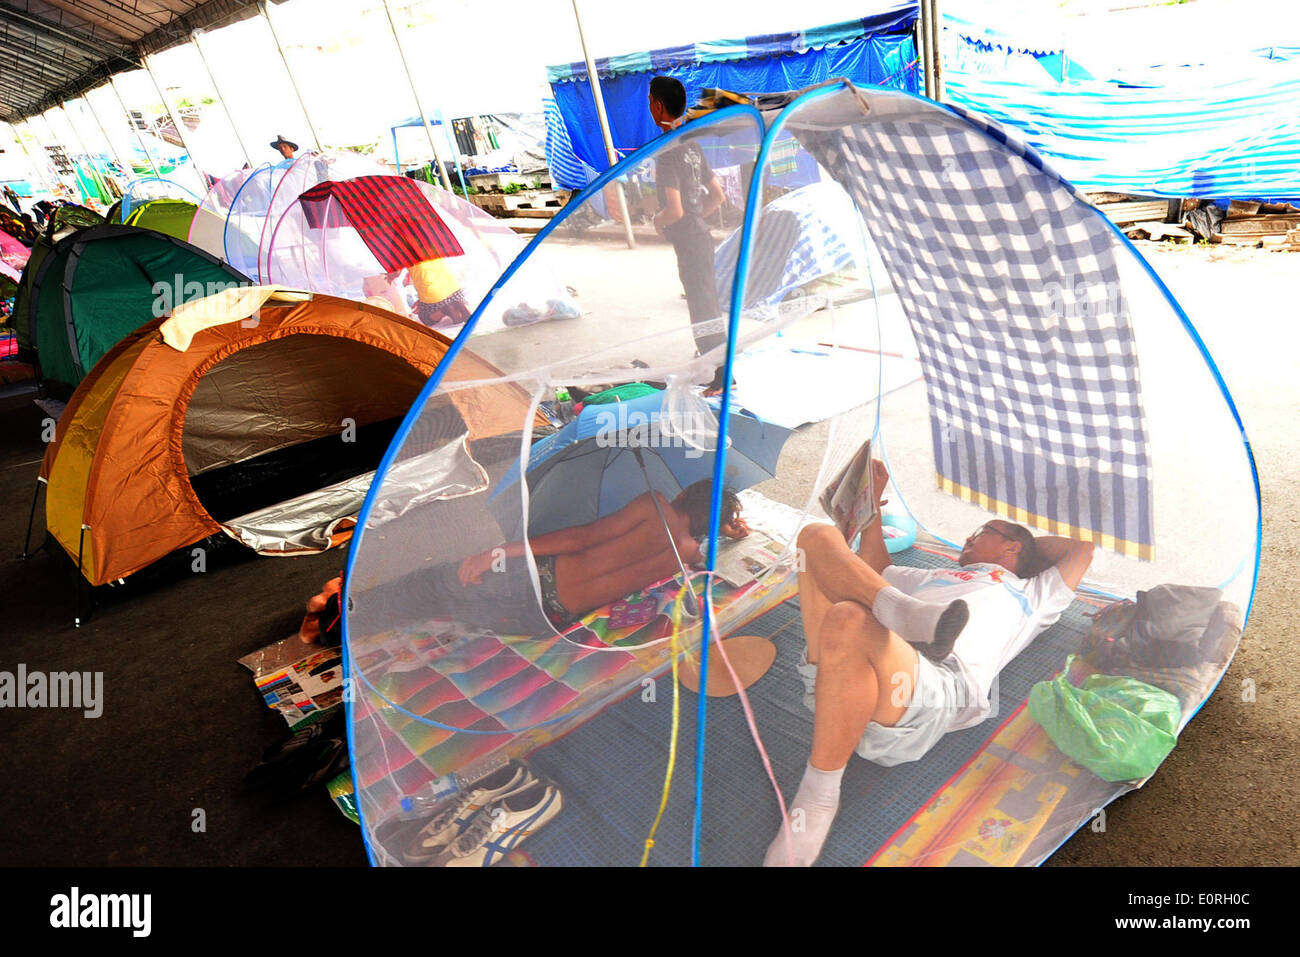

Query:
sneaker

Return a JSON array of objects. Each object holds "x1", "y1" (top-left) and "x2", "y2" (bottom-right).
[
  {"x1": 430, "y1": 780, "x2": 563, "y2": 867},
  {"x1": 400, "y1": 762, "x2": 534, "y2": 864}
]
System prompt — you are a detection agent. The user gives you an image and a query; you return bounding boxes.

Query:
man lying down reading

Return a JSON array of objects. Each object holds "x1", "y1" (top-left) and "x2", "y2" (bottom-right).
[
  {"x1": 434, "y1": 480, "x2": 750, "y2": 635},
  {"x1": 767, "y1": 459, "x2": 1093, "y2": 867}
]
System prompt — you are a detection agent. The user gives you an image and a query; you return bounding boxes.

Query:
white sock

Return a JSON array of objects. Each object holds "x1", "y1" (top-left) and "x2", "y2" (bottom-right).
[
  {"x1": 764, "y1": 763, "x2": 844, "y2": 867},
  {"x1": 872, "y1": 586, "x2": 966, "y2": 647}
]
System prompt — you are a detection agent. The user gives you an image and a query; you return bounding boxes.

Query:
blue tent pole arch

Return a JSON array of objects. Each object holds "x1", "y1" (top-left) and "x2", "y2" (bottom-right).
[{"x1": 341, "y1": 103, "x2": 767, "y2": 865}]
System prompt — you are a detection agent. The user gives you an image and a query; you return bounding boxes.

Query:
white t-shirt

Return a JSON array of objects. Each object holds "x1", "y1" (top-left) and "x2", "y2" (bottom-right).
[{"x1": 881, "y1": 561, "x2": 1075, "y2": 729}]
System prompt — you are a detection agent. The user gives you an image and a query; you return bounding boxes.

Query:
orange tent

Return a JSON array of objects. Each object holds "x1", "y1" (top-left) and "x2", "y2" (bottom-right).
[{"x1": 41, "y1": 290, "x2": 531, "y2": 587}]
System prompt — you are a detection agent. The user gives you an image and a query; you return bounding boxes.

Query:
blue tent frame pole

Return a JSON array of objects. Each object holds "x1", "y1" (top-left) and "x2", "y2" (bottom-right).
[
  {"x1": 391, "y1": 129, "x2": 400, "y2": 172},
  {"x1": 570, "y1": 0, "x2": 635, "y2": 249},
  {"x1": 381, "y1": 0, "x2": 453, "y2": 191}
]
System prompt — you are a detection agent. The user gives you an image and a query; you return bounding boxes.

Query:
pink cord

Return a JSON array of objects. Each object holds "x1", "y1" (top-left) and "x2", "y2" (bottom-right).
[{"x1": 703, "y1": 588, "x2": 796, "y2": 866}]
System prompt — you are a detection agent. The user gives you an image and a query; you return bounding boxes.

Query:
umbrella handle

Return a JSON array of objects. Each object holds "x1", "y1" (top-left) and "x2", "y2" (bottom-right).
[{"x1": 632, "y1": 447, "x2": 701, "y2": 618}]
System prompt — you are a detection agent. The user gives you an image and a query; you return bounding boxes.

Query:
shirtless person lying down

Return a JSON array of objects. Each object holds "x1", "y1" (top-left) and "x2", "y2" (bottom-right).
[{"x1": 432, "y1": 480, "x2": 749, "y2": 635}]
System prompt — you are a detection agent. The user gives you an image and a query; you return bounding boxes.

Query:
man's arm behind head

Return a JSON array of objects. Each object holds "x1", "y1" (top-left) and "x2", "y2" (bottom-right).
[{"x1": 1028, "y1": 535, "x2": 1095, "y2": 591}]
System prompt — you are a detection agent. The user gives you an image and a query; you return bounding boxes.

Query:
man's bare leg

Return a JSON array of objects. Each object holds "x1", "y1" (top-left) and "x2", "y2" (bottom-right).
[{"x1": 766, "y1": 599, "x2": 919, "y2": 866}]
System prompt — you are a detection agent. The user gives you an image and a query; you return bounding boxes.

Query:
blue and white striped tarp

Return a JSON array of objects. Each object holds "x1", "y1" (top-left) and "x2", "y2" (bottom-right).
[
  {"x1": 713, "y1": 180, "x2": 865, "y2": 312},
  {"x1": 946, "y1": 69, "x2": 1300, "y2": 201},
  {"x1": 543, "y1": 98, "x2": 599, "y2": 192}
]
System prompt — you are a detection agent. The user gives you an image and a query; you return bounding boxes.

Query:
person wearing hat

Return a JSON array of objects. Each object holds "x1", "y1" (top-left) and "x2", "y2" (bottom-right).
[{"x1": 270, "y1": 135, "x2": 299, "y2": 160}]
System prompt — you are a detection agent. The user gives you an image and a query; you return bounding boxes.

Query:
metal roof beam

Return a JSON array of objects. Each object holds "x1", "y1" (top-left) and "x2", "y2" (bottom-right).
[
  {"x1": 0, "y1": 6, "x2": 129, "y2": 59},
  {"x1": 0, "y1": 35, "x2": 88, "y2": 81}
]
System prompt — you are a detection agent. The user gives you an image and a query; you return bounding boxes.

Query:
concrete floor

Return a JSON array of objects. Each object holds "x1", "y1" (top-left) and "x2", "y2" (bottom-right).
[{"x1": 0, "y1": 239, "x2": 1294, "y2": 866}]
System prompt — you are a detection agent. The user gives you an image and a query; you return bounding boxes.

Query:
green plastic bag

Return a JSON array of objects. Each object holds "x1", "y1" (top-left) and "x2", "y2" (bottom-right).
[
  {"x1": 1028, "y1": 655, "x2": 1182, "y2": 783},
  {"x1": 580, "y1": 383, "x2": 660, "y2": 405}
]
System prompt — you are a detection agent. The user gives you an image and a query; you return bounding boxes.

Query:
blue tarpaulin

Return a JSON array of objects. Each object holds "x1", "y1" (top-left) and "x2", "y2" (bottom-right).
[{"x1": 547, "y1": 6, "x2": 920, "y2": 173}]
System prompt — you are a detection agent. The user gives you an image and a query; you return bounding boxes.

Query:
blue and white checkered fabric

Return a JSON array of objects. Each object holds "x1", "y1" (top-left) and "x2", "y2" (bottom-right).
[
  {"x1": 798, "y1": 99, "x2": 1153, "y2": 556},
  {"x1": 713, "y1": 181, "x2": 866, "y2": 312}
]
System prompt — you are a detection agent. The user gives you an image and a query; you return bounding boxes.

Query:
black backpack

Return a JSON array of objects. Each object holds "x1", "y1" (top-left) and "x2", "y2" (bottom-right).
[{"x1": 1083, "y1": 584, "x2": 1224, "y2": 672}]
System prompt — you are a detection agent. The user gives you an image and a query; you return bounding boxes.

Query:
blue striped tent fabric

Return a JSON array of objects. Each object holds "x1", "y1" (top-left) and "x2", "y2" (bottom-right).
[
  {"x1": 545, "y1": 4, "x2": 920, "y2": 84},
  {"x1": 713, "y1": 181, "x2": 863, "y2": 310},
  {"x1": 945, "y1": 71, "x2": 1300, "y2": 201},
  {"x1": 798, "y1": 109, "x2": 1154, "y2": 558},
  {"x1": 543, "y1": 98, "x2": 599, "y2": 192}
]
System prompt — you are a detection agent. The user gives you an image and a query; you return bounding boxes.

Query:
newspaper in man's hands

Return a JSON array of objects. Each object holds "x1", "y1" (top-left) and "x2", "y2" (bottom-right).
[{"x1": 819, "y1": 439, "x2": 878, "y2": 543}]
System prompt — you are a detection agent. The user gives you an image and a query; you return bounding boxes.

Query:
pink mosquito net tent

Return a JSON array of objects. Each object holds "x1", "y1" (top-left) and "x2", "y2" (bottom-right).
[{"x1": 264, "y1": 174, "x2": 576, "y2": 335}]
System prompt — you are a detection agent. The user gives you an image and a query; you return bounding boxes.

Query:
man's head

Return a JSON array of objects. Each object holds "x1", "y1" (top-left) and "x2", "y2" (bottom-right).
[
  {"x1": 270, "y1": 134, "x2": 299, "y2": 160},
  {"x1": 674, "y1": 480, "x2": 740, "y2": 539},
  {"x1": 649, "y1": 76, "x2": 687, "y2": 128},
  {"x1": 958, "y1": 520, "x2": 1040, "y2": 576}
]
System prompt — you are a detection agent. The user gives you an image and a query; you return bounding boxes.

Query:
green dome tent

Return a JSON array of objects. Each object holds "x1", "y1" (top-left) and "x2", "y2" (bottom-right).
[
  {"x1": 26, "y1": 223, "x2": 250, "y2": 396},
  {"x1": 10, "y1": 205, "x2": 105, "y2": 355},
  {"x1": 122, "y1": 198, "x2": 199, "y2": 241}
]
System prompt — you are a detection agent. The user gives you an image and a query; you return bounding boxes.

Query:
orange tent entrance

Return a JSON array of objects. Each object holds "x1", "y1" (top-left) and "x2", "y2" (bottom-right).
[{"x1": 38, "y1": 289, "x2": 531, "y2": 604}]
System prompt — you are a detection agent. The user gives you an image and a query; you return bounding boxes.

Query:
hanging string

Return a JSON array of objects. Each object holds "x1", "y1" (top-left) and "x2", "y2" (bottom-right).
[{"x1": 639, "y1": 584, "x2": 690, "y2": 866}]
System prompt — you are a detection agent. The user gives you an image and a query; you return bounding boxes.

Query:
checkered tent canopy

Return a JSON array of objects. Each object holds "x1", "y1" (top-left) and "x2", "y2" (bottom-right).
[{"x1": 343, "y1": 83, "x2": 1258, "y2": 867}]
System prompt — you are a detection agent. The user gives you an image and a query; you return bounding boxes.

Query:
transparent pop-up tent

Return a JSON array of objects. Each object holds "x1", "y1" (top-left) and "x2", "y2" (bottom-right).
[
  {"x1": 188, "y1": 163, "x2": 281, "y2": 265},
  {"x1": 256, "y1": 151, "x2": 384, "y2": 282},
  {"x1": 343, "y1": 82, "x2": 1259, "y2": 867},
  {"x1": 265, "y1": 173, "x2": 575, "y2": 335}
]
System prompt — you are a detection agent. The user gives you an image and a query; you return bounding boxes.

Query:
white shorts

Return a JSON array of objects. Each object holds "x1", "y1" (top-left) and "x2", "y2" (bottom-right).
[{"x1": 797, "y1": 650, "x2": 962, "y2": 767}]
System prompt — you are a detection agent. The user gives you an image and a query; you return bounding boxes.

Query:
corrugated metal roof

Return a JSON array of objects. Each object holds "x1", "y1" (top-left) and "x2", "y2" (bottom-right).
[{"x1": 0, "y1": 0, "x2": 267, "y2": 119}]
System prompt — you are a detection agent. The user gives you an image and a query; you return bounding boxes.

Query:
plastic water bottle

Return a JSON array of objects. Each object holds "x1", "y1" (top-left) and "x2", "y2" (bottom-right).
[{"x1": 554, "y1": 385, "x2": 573, "y2": 421}]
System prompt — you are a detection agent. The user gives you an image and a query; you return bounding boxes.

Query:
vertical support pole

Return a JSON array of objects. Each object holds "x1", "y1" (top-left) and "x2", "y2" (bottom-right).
[
  {"x1": 109, "y1": 75, "x2": 162, "y2": 179},
  {"x1": 381, "y1": 0, "x2": 453, "y2": 191},
  {"x1": 930, "y1": 0, "x2": 944, "y2": 103},
  {"x1": 27, "y1": 115, "x2": 66, "y2": 195},
  {"x1": 142, "y1": 57, "x2": 205, "y2": 183},
  {"x1": 570, "y1": 0, "x2": 635, "y2": 248},
  {"x1": 919, "y1": 0, "x2": 934, "y2": 100},
  {"x1": 79, "y1": 95, "x2": 135, "y2": 189},
  {"x1": 55, "y1": 106, "x2": 99, "y2": 203},
  {"x1": 12, "y1": 122, "x2": 55, "y2": 197},
  {"x1": 258, "y1": 1, "x2": 324, "y2": 152},
  {"x1": 192, "y1": 29, "x2": 256, "y2": 168}
]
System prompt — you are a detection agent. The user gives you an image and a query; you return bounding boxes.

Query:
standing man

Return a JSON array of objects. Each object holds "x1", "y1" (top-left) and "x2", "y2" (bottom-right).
[{"x1": 649, "y1": 76, "x2": 728, "y2": 389}]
